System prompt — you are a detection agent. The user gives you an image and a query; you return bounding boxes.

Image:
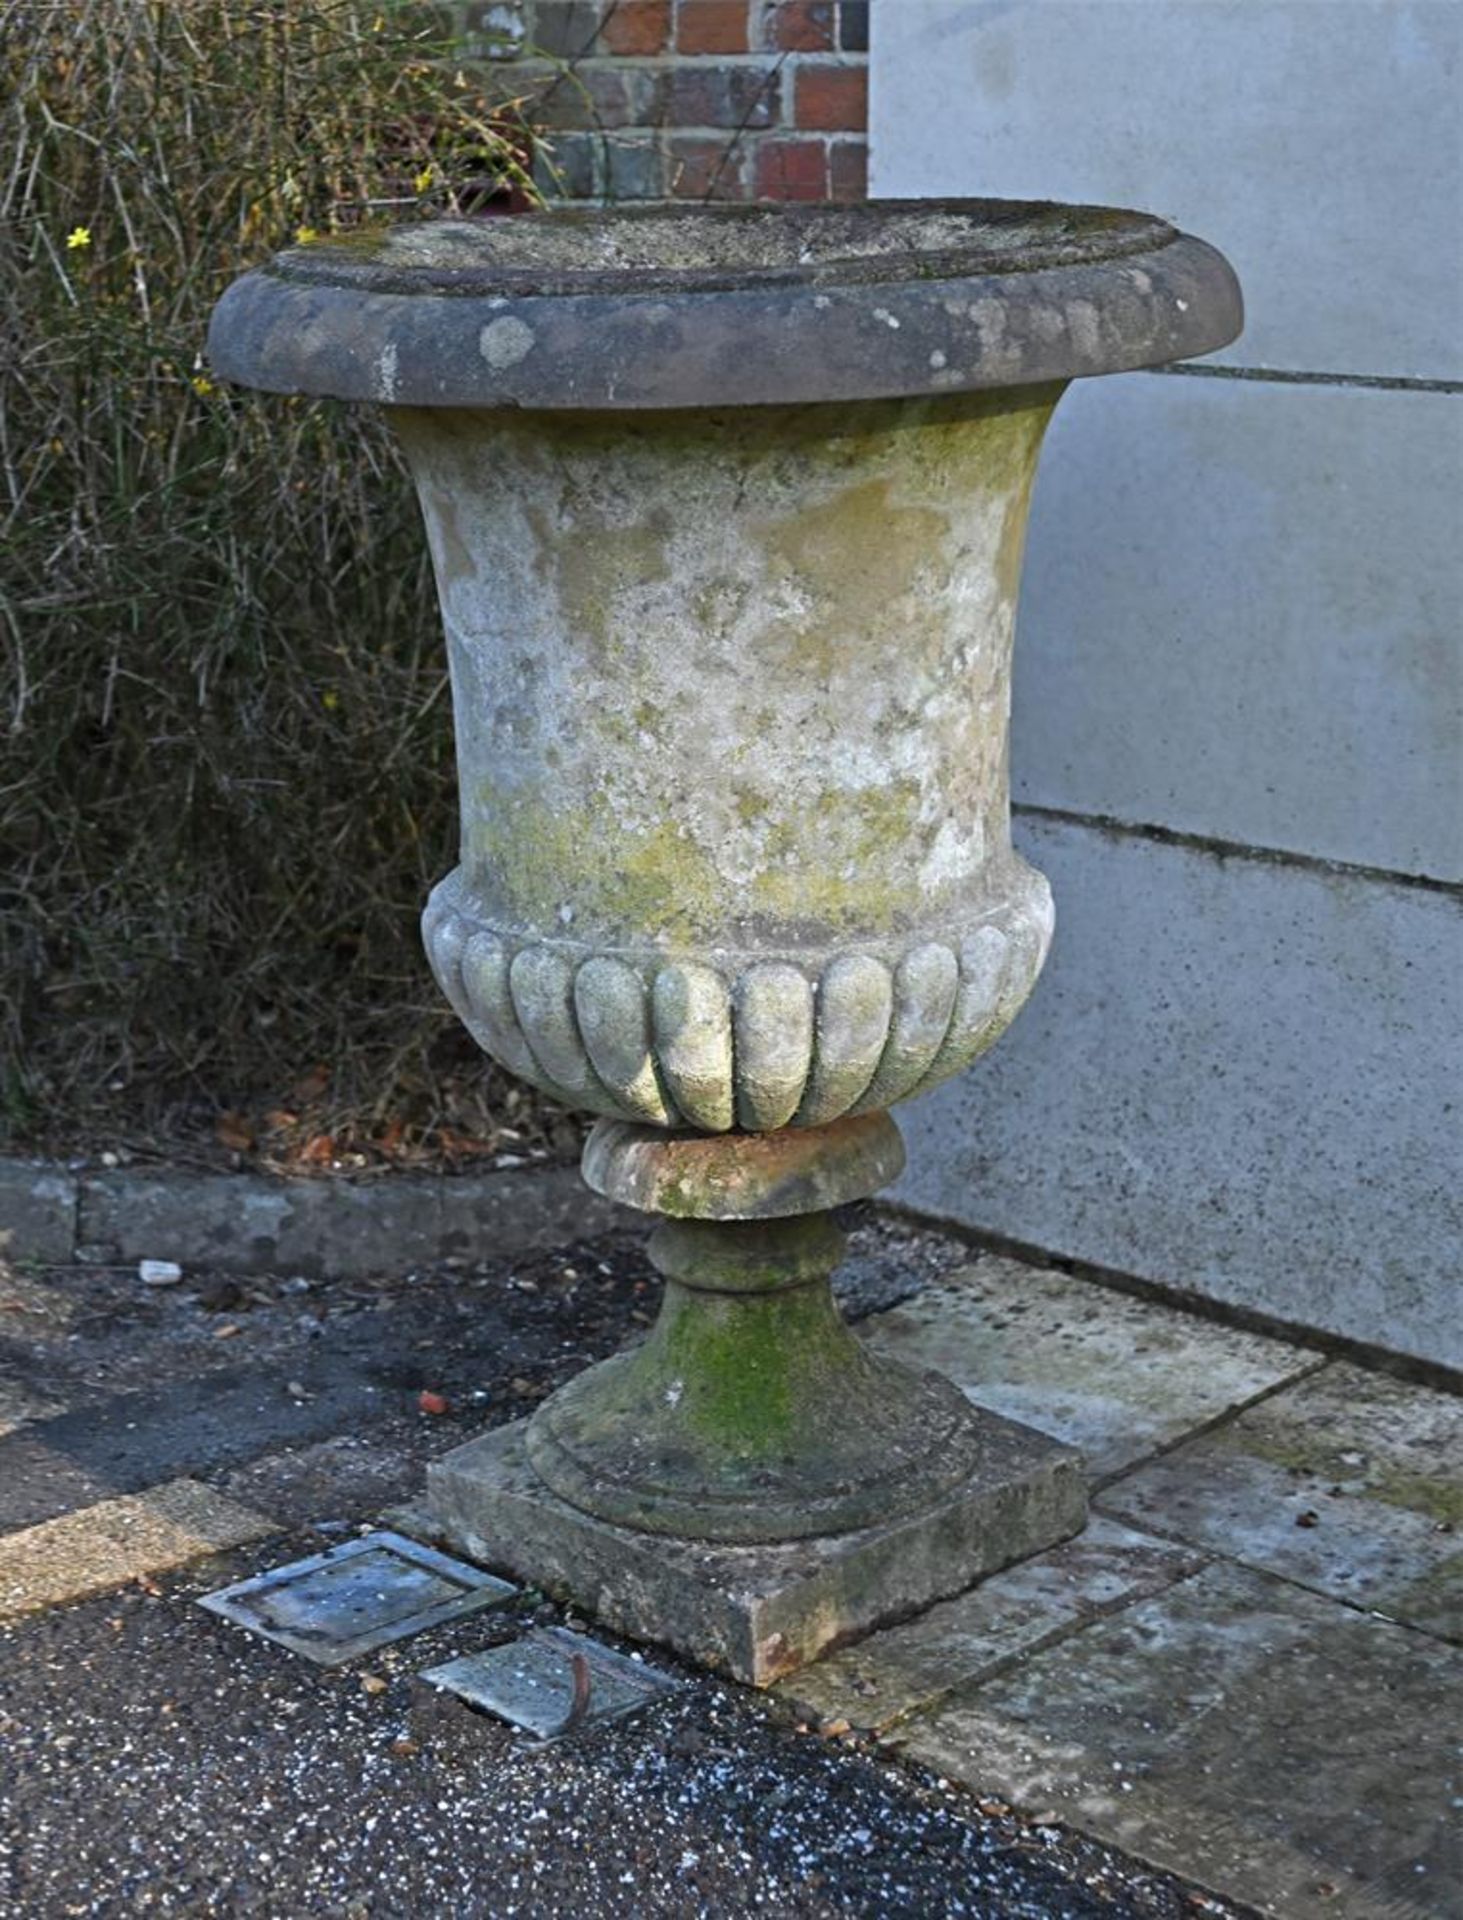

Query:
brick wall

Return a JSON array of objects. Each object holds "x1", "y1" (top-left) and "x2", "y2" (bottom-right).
[{"x1": 452, "y1": 1, "x2": 870, "y2": 202}]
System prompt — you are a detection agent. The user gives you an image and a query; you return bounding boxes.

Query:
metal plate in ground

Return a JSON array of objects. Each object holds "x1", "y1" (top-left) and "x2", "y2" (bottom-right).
[
  {"x1": 198, "y1": 1530, "x2": 516, "y2": 1665},
  {"x1": 419, "y1": 1626, "x2": 681, "y2": 1738}
]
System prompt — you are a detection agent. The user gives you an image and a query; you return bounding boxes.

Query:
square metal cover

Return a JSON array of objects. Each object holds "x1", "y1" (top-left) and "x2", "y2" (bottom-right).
[
  {"x1": 419, "y1": 1626, "x2": 681, "y2": 1738},
  {"x1": 199, "y1": 1530, "x2": 516, "y2": 1664}
]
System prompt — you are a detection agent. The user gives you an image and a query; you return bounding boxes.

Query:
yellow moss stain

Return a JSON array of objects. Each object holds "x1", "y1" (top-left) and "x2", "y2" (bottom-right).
[
  {"x1": 469, "y1": 774, "x2": 938, "y2": 944},
  {"x1": 549, "y1": 513, "x2": 674, "y2": 664},
  {"x1": 759, "y1": 480, "x2": 947, "y2": 682}
]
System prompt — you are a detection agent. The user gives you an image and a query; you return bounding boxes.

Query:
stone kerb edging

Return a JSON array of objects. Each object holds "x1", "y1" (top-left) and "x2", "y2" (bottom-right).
[{"x1": 0, "y1": 1156, "x2": 624, "y2": 1279}]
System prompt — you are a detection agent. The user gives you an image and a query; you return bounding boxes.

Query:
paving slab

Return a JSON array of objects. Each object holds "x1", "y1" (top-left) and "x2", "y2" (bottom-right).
[
  {"x1": 0, "y1": 1477, "x2": 277, "y2": 1619},
  {"x1": 898, "y1": 1562, "x2": 1463, "y2": 1920},
  {"x1": 862, "y1": 1256, "x2": 1322, "y2": 1479},
  {"x1": 774, "y1": 1515, "x2": 1207, "y2": 1735},
  {"x1": 0, "y1": 1362, "x2": 394, "y2": 1532},
  {"x1": 1100, "y1": 1361, "x2": 1462, "y2": 1642}
]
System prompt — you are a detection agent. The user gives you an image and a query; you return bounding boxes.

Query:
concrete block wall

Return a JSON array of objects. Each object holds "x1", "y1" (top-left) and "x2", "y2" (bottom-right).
[
  {"x1": 450, "y1": 0, "x2": 870, "y2": 201},
  {"x1": 872, "y1": 2, "x2": 1463, "y2": 1367}
]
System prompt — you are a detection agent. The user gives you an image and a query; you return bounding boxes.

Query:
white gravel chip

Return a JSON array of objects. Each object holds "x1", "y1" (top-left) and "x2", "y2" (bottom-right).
[{"x1": 138, "y1": 1259, "x2": 184, "y2": 1286}]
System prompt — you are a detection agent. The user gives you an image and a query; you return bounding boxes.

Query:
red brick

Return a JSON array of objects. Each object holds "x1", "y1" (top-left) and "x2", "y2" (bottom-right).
[
  {"x1": 676, "y1": 0, "x2": 749, "y2": 53},
  {"x1": 827, "y1": 136, "x2": 867, "y2": 201},
  {"x1": 753, "y1": 135, "x2": 829, "y2": 201},
  {"x1": 793, "y1": 61, "x2": 867, "y2": 131},
  {"x1": 758, "y1": 0, "x2": 833, "y2": 52},
  {"x1": 602, "y1": 0, "x2": 672, "y2": 54},
  {"x1": 667, "y1": 134, "x2": 749, "y2": 199}
]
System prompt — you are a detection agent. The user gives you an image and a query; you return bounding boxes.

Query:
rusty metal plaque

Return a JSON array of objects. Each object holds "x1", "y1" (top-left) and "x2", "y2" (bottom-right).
[
  {"x1": 418, "y1": 1626, "x2": 680, "y2": 1738},
  {"x1": 199, "y1": 1530, "x2": 515, "y2": 1664}
]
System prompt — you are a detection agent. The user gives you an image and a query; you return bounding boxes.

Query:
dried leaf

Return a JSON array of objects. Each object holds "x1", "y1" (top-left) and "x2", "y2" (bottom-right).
[{"x1": 292, "y1": 1063, "x2": 331, "y2": 1104}]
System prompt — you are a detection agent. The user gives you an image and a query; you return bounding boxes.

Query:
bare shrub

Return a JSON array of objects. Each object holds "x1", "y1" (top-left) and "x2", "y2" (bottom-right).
[{"x1": 1, "y1": 2, "x2": 545, "y2": 1159}]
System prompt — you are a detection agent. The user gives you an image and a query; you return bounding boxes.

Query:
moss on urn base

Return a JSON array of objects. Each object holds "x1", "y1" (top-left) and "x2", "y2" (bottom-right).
[{"x1": 524, "y1": 1201, "x2": 1000, "y2": 1545}]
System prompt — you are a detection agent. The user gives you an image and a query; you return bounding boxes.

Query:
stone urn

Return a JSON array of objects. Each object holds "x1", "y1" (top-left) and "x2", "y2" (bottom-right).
[{"x1": 210, "y1": 201, "x2": 1240, "y2": 1683}]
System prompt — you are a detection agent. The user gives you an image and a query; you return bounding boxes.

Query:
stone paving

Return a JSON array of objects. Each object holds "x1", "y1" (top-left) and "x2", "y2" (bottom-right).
[
  {"x1": 779, "y1": 1257, "x2": 1463, "y2": 1920},
  {"x1": 0, "y1": 1223, "x2": 1457, "y2": 1917}
]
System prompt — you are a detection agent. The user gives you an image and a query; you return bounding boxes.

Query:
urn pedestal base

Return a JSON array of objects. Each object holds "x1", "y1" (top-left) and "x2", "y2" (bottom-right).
[
  {"x1": 420, "y1": 1114, "x2": 1087, "y2": 1683},
  {"x1": 424, "y1": 1415, "x2": 1085, "y2": 1688}
]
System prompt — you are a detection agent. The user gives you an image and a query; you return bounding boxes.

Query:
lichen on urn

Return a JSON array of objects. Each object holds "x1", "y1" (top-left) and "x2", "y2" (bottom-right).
[{"x1": 393, "y1": 389, "x2": 1057, "y2": 962}]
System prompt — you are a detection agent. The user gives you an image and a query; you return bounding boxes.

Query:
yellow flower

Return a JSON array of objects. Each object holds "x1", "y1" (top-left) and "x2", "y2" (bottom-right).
[
  {"x1": 190, "y1": 374, "x2": 215, "y2": 397},
  {"x1": 322, "y1": 689, "x2": 341, "y2": 711},
  {"x1": 294, "y1": 225, "x2": 319, "y2": 245},
  {"x1": 413, "y1": 167, "x2": 434, "y2": 195},
  {"x1": 66, "y1": 226, "x2": 91, "y2": 250}
]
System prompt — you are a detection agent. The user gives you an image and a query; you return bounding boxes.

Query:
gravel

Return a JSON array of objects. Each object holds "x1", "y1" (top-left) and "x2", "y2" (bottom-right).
[{"x1": 0, "y1": 1558, "x2": 1243, "y2": 1918}]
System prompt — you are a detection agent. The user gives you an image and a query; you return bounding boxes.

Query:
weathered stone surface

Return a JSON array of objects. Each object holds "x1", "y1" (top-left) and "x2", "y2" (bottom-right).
[
  {"x1": 1100, "y1": 1361, "x2": 1463, "y2": 1641},
  {"x1": 0, "y1": 1478, "x2": 277, "y2": 1619},
  {"x1": 406, "y1": 389, "x2": 1060, "y2": 1132},
  {"x1": 519, "y1": 1194, "x2": 1022, "y2": 1551},
  {"x1": 73, "y1": 1164, "x2": 621, "y2": 1280},
  {"x1": 899, "y1": 1563, "x2": 1463, "y2": 1920},
  {"x1": 574, "y1": 954, "x2": 675, "y2": 1125},
  {"x1": 425, "y1": 1416, "x2": 1085, "y2": 1687},
  {"x1": 208, "y1": 202, "x2": 1241, "y2": 410},
  {"x1": 776, "y1": 1515, "x2": 1205, "y2": 1734},
  {"x1": 0, "y1": 1161, "x2": 77, "y2": 1265},
  {"x1": 582, "y1": 1112, "x2": 904, "y2": 1219},
  {"x1": 862, "y1": 1255, "x2": 1322, "y2": 1478},
  {"x1": 208, "y1": 200, "x2": 1244, "y2": 1682},
  {"x1": 733, "y1": 963, "x2": 815, "y2": 1131}
]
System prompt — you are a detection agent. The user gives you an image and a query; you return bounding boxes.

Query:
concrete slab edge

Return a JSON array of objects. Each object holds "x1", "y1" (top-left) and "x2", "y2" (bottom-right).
[
  {"x1": 0, "y1": 1156, "x2": 628, "y2": 1280},
  {"x1": 883, "y1": 1202, "x2": 1463, "y2": 1396}
]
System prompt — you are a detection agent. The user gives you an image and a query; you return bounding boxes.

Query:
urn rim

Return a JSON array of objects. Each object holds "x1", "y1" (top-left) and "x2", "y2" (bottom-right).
[
  {"x1": 241, "y1": 199, "x2": 1177, "y2": 299},
  {"x1": 207, "y1": 199, "x2": 1242, "y2": 410}
]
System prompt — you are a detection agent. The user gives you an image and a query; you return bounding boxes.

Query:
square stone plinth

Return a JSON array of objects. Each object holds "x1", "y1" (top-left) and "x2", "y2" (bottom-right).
[{"x1": 423, "y1": 1416, "x2": 1086, "y2": 1687}]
